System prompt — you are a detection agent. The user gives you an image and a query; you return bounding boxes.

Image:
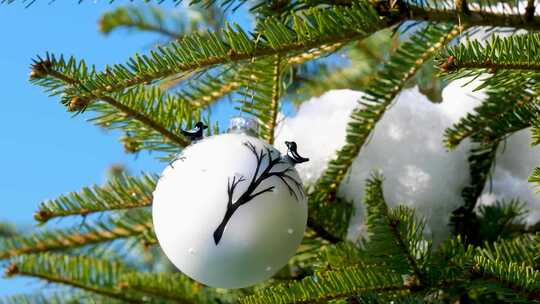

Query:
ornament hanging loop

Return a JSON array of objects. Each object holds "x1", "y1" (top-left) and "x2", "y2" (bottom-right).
[{"x1": 227, "y1": 116, "x2": 259, "y2": 137}]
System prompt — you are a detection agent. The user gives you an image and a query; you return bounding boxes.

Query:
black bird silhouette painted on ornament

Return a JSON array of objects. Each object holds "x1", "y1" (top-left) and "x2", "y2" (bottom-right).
[
  {"x1": 212, "y1": 141, "x2": 307, "y2": 245},
  {"x1": 181, "y1": 121, "x2": 208, "y2": 141},
  {"x1": 285, "y1": 141, "x2": 309, "y2": 164}
]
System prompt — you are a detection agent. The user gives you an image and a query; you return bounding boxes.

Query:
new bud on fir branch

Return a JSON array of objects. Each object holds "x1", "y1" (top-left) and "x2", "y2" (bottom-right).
[
  {"x1": 121, "y1": 135, "x2": 142, "y2": 154},
  {"x1": 67, "y1": 96, "x2": 90, "y2": 112},
  {"x1": 4, "y1": 264, "x2": 18, "y2": 277},
  {"x1": 33, "y1": 209, "x2": 52, "y2": 223},
  {"x1": 29, "y1": 59, "x2": 52, "y2": 79},
  {"x1": 437, "y1": 56, "x2": 455, "y2": 72}
]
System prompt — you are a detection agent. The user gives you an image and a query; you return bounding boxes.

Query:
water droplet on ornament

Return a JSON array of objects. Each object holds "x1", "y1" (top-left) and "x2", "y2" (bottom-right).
[
  {"x1": 287, "y1": 228, "x2": 294, "y2": 234},
  {"x1": 265, "y1": 266, "x2": 272, "y2": 272},
  {"x1": 188, "y1": 248, "x2": 196, "y2": 255}
]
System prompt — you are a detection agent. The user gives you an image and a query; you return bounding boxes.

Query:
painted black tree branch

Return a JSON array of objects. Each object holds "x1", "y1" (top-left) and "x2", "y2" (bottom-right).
[{"x1": 213, "y1": 141, "x2": 306, "y2": 245}]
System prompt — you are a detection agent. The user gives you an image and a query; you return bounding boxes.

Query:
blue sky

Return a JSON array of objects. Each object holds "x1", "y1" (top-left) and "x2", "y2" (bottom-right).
[{"x1": 0, "y1": 1, "x2": 249, "y2": 296}]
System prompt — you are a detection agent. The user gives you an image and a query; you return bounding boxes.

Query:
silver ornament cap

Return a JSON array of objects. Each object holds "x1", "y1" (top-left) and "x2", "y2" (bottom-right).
[{"x1": 227, "y1": 116, "x2": 259, "y2": 136}]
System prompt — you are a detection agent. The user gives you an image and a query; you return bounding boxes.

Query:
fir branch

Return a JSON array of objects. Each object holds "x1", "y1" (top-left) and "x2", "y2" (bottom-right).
[
  {"x1": 362, "y1": 174, "x2": 428, "y2": 286},
  {"x1": 477, "y1": 200, "x2": 528, "y2": 242},
  {"x1": 119, "y1": 272, "x2": 226, "y2": 303},
  {"x1": 400, "y1": 1, "x2": 540, "y2": 31},
  {"x1": 430, "y1": 236, "x2": 476, "y2": 284},
  {"x1": 461, "y1": 142, "x2": 499, "y2": 209},
  {"x1": 473, "y1": 256, "x2": 540, "y2": 299},
  {"x1": 307, "y1": 23, "x2": 461, "y2": 241},
  {"x1": 443, "y1": 75, "x2": 540, "y2": 149},
  {"x1": 4, "y1": 253, "x2": 144, "y2": 303},
  {"x1": 389, "y1": 206, "x2": 432, "y2": 282},
  {"x1": 443, "y1": 59, "x2": 540, "y2": 73},
  {"x1": 31, "y1": 56, "x2": 243, "y2": 156},
  {"x1": 99, "y1": 5, "x2": 182, "y2": 39},
  {"x1": 437, "y1": 34, "x2": 540, "y2": 79},
  {"x1": 465, "y1": 278, "x2": 540, "y2": 303},
  {"x1": 9, "y1": 0, "x2": 540, "y2": 32},
  {"x1": 433, "y1": 235, "x2": 540, "y2": 299},
  {"x1": 0, "y1": 291, "x2": 120, "y2": 304},
  {"x1": 303, "y1": 196, "x2": 352, "y2": 243},
  {"x1": 314, "y1": 241, "x2": 367, "y2": 271},
  {"x1": 99, "y1": 94, "x2": 189, "y2": 146},
  {"x1": 55, "y1": 3, "x2": 384, "y2": 95},
  {"x1": 477, "y1": 235, "x2": 537, "y2": 268},
  {"x1": 239, "y1": 265, "x2": 406, "y2": 304},
  {"x1": 0, "y1": 210, "x2": 152, "y2": 259},
  {"x1": 306, "y1": 217, "x2": 342, "y2": 244},
  {"x1": 34, "y1": 173, "x2": 157, "y2": 223},
  {"x1": 30, "y1": 55, "x2": 190, "y2": 148}
]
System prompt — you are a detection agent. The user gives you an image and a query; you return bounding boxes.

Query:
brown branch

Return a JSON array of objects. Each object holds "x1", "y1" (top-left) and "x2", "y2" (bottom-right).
[
  {"x1": 402, "y1": 3, "x2": 540, "y2": 31},
  {"x1": 526, "y1": 0, "x2": 536, "y2": 22},
  {"x1": 307, "y1": 216, "x2": 342, "y2": 244},
  {"x1": 295, "y1": 283, "x2": 409, "y2": 304},
  {"x1": 100, "y1": 95, "x2": 189, "y2": 146},
  {"x1": 441, "y1": 60, "x2": 540, "y2": 73}
]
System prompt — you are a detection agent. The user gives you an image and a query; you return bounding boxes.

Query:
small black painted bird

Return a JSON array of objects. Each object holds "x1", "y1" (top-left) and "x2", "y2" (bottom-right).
[
  {"x1": 285, "y1": 141, "x2": 309, "y2": 164},
  {"x1": 181, "y1": 121, "x2": 208, "y2": 141}
]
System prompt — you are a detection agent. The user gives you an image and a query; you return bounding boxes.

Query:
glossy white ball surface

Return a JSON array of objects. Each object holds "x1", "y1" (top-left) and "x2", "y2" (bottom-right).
[{"x1": 152, "y1": 133, "x2": 307, "y2": 288}]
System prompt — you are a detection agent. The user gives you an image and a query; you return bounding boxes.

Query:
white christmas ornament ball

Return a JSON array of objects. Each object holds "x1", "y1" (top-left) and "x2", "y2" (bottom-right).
[{"x1": 152, "y1": 133, "x2": 308, "y2": 288}]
